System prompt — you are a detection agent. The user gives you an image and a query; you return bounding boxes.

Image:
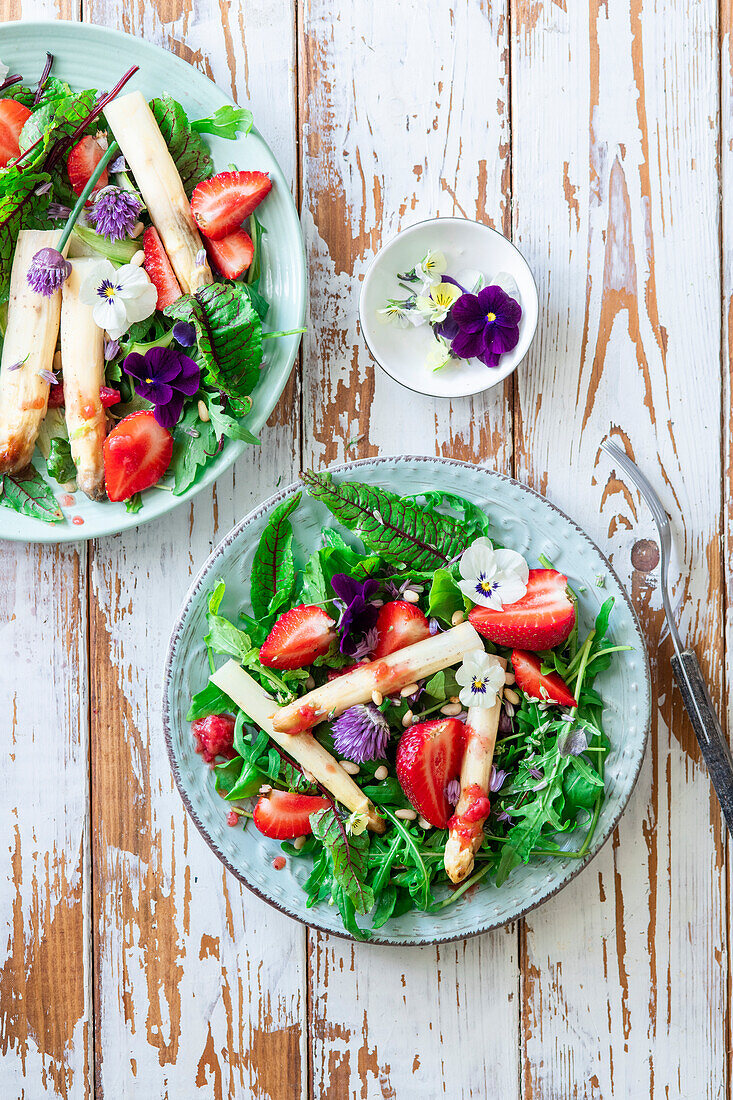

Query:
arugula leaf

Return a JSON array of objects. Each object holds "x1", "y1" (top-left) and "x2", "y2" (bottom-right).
[
  {"x1": 150, "y1": 94, "x2": 214, "y2": 195},
  {"x1": 166, "y1": 283, "x2": 262, "y2": 415},
  {"x1": 186, "y1": 680, "x2": 234, "y2": 721},
  {"x1": 125, "y1": 493, "x2": 143, "y2": 514},
  {"x1": 250, "y1": 492, "x2": 301, "y2": 618},
  {"x1": 191, "y1": 104, "x2": 253, "y2": 139},
  {"x1": 46, "y1": 437, "x2": 75, "y2": 484},
  {"x1": 311, "y1": 806, "x2": 374, "y2": 916},
  {"x1": 206, "y1": 581, "x2": 255, "y2": 663},
  {"x1": 0, "y1": 464, "x2": 63, "y2": 523},
  {"x1": 0, "y1": 168, "x2": 52, "y2": 298}
]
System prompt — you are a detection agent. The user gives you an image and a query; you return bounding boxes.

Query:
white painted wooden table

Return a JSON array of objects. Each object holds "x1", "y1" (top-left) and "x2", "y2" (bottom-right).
[{"x1": 1, "y1": 1, "x2": 727, "y2": 1097}]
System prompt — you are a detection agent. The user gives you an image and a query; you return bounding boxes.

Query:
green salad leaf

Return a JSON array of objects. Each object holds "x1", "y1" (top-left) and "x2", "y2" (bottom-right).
[
  {"x1": 18, "y1": 90, "x2": 97, "y2": 166},
  {"x1": 191, "y1": 104, "x2": 253, "y2": 139},
  {"x1": 0, "y1": 464, "x2": 63, "y2": 523},
  {"x1": 0, "y1": 168, "x2": 52, "y2": 299},
  {"x1": 311, "y1": 807, "x2": 374, "y2": 919},
  {"x1": 168, "y1": 403, "x2": 217, "y2": 495},
  {"x1": 250, "y1": 492, "x2": 301, "y2": 618},
  {"x1": 46, "y1": 437, "x2": 75, "y2": 484},
  {"x1": 150, "y1": 94, "x2": 214, "y2": 196}
]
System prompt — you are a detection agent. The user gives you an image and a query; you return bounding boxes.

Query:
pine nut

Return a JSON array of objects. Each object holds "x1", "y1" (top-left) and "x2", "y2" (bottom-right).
[
  {"x1": 451, "y1": 609, "x2": 465, "y2": 625},
  {"x1": 441, "y1": 702, "x2": 462, "y2": 716},
  {"x1": 395, "y1": 808, "x2": 417, "y2": 821},
  {"x1": 373, "y1": 599, "x2": 384, "y2": 607},
  {"x1": 340, "y1": 760, "x2": 360, "y2": 775},
  {"x1": 197, "y1": 399, "x2": 210, "y2": 422},
  {"x1": 417, "y1": 816, "x2": 431, "y2": 830},
  {"x1": 53, "y1": 350, "x2": 62, "y2": 372},
  {"x1": 504, "y1": 671, "x2": 515, "y2": 684},
  {"x1": 450, "y1": 696, "x2": 460, "y2": 704},
  {"x1": 402, "y1": 710, "x2": 413, "y2": 728},
  {"x1": 131, "y1": 249, "x2": 145, "y2": 267},
  {"x1": 371, "y1": 690, "x2": 383, "y2": 706},
  {"x1": 294, "y1": 835, "x2": 306, "y2": 850},
  {"x1": 130, "y1": 220, "x2": 145, "y2": 238},
  {"x1": 403, "y1": 590, "x2": 420, "y2": 603},
  {"x1": 374, "y1": 765, "x2": 389, "y2": 781},
  {"x1": 306, "y1": 675, "x2": 316, "y2": 690},
  {"x1": 259, "y1": 784, "x2": 272, "y2": 795},
  {"x1": 400, "y1": 683, "x2": 419, "y2": 697},
  {"x1": 504, "y1": 687, "x2": 520, "y2": 705}
]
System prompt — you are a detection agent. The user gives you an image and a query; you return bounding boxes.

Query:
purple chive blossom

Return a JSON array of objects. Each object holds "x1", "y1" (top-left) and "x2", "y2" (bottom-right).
[
  {"x1": 109, "y1": 154, "x2": 127, "y2": 173},
  {"x1": 331, "y1": 573, "x2": 381, "y2": 656},
  {"x1": 195, "y1": 248, "x2": 206, "y2": 267},
  {"x1": 496, "y1": 810, "x2": 513, "y2": 824},
  {"x1": 450, "y1": 285, "x2": 522, "y2": 368},
  {"x1": 489, "y1": 767, "x2": 507, "y2": 793},
  {"x1": 123, "y1": 345, "x2": 201, "y2": 431},
  {"x1": 445, "y1": 778, "x2": 461, "y2": 807},
  {"x1": 48, "y1": 202, "x2": 71, "y2": 221},
  {"x1": 88, "y1": 186, "x2": 143, "y2": 241},
  {"x1": 104, "y1": 338, "x2": 120, "y2": 361},
  {"x1": 428, "y1": 617, "x2": 441, "y2": 635},
  {"x1": 38, "y1": 368, "x2": 59, "y2": 384},
  {"x1": 498, "y1": 708, "x2": 514, "y2": 735},
  {"x1": 35, "y1": 180, "x2": 53, "y2": 196},
  {"x1": 173, "y1": 321, "x2": 196, "y2": 347},
  {"x1": 331, "y1": 704, "x2": 390, "y2": 763},
  {"x1": 350, "y1": 626, "x2": 380, "y2": 662},
  {"x1": 529, "y1": 767, "x2": 543, "y2": 781},
  {"x1": 27, "y1": 248, "x2": 71, "y2": 296}
]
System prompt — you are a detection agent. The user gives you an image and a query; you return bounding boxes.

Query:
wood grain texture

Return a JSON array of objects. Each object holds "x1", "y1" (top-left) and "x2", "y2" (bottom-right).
[{"x1": 512, "y1": 0, "x2": 726, "y2": 1095}]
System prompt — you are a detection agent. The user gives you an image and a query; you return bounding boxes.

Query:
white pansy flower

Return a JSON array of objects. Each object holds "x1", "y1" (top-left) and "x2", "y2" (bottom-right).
[
  {"x1": 458, "y1": 536, "x2": 529, "y2": 610},
  {"x1": 426, "y1": 336, "x2": 453, "y2": 372},
  {"x1": 456, "y1": 651, "x2": 507, "y2": 710},
  {"x1": 414, "y1": 249, "x2": 447, "y2": 288},
  {"x1": 345, "y1": 809, "x2": 369, "y2": 836},
  {"x1": 377, "y1": 302, "x2": 413, "y2": 327},
  {"x1": 490, "y1": 270, "x2": 520, "y2": 300},
  {"x1": 79, "y1": 259, "x2": 157, "y2": 340}
]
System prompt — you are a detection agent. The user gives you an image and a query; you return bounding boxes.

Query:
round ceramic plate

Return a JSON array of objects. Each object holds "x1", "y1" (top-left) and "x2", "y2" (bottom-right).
[
  {"x1": 164, "y1": 456, "x2": 652, "y2": 945},
  {"x1": 0, "y1": 22, "x2": 306, "y2": 544}
]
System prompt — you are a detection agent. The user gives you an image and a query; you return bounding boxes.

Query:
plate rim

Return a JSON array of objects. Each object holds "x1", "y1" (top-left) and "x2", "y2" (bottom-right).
[
  {"x1": 0, "y1": 20, "x2": 306, "y2": 544},
  {"x1": 162, "y1": 454, "x2": 652, "y2": 946}
]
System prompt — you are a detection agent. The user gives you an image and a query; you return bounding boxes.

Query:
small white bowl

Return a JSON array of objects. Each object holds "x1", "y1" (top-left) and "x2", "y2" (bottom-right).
[{"x1": 359, "y1": 217, "x2": 538, "y2": 398}]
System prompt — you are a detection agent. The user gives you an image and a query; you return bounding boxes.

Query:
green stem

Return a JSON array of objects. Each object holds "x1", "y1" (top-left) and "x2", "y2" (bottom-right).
[
  {"x1": 429, "y1": 865, "x2": 490, "y2": 911},
  {"x1": 262, "y1": 327, "x2": 307, "y2": 340},
  {"x1": 381, "y1": 806, "x2": 430, "y2": 909},
  {"x1": 57, "y1": 140, "x2": 120, "y2": 252}
]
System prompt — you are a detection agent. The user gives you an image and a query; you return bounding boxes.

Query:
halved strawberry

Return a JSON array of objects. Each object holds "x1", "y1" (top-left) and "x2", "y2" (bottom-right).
[
  {"x1": 204, "y1": 229, "x2": 254, "y2": 279},
  {"x1": 396, "y1": 718, "x2": 466, "y2": 828},
  {"x1": 143, "y1": 227, "x2": 182, "y2": 310},
  {"x1": 0, "y1": 100, "x2": 31, "y2": 168},
  {"x1": 468, "y1": 569, "x2": 575, "y2": 650},
  {"x1": 103, "y1": 410, "x2": 173, "y2": 502},
  {"x1": 253, "y1": 789, "x2": 330, "y2": 840},
  {"x1": 259, "y1": 605, "x2": 337, "y2": 670},
  {"x1": 67, "y1": 135, "x2": 108, "y2": 201},
  {"x1": 371, "y1": 600, "x2": 432, "y2": 660},
  {"x1": 191, "y1": 170, "x2": 272, "y2": 240},
  {"x1": 510, "y1": 650, "x2": 578, "y2": 708}
]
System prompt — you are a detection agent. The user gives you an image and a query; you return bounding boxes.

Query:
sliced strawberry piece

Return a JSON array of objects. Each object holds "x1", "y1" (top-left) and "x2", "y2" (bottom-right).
[
  {"x1": 0, "y1": 100, "x2": 31, "y2": 168},
  {"x1": 396, "y1": 718, "x2": 466, "y2": 828},
  {"x1": 192, "y1": 713, "x2": 236, "y2": 763},
  {"x1": 47, "y1": 382, "x2": 65, "y2": 408},
  {"x1": 371, "y1": 600, "x2": 431, "y2": 660},
  {"x1": 253, "y1": 789, "x2": 330, "y2": 840},
  {"x1": 259, "y1": 605, "x2": 337, "y2": 670},
  {"x1": 103, "y1": 410, "x2": 173, "y2": 502},
  {"x1": 510, "y1": 650, "x2": 578, "y2": 708},
  {"x1": 204, "y1": 228, "x2": 254, "y2": 280},
  {"x1": 468, "y1": 569, "x2": 575, "y2": 651},
  {"x1": 99, "y1": 386, "x2": 121, "y2": 408},
  {"x1": 67, "y1": 135, "x2": 108, "y2": 201},
  {"x1": 191, "y1": 170, "x2": 272, "y2": 240},
  {"x1": 143, "y1": 227, "x2": 182, "y2": 310}
]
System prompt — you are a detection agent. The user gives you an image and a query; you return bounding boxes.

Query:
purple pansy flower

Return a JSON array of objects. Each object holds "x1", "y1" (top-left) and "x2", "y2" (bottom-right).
[
  {"x1": 89, "y1": 186, "x2": 142, "y2": 241},
  {"x1": 27, "y1": 247, "x2": 71, "y2": 296},
  {"x1": 449, "y1": 284, "x2": 522, "y2": 368},
  {"x1": 331, "y1": 704, "x2": 390, "y2": 763},
  {"x1": 172, "y1": 321, "x2": 196, "y2": 347},
  {"x1": 331, "y1": 573, "x2": 380, "y2": 655},
  {"x1": 123, "y1": 345, "x2": 201, "y2": 430}
]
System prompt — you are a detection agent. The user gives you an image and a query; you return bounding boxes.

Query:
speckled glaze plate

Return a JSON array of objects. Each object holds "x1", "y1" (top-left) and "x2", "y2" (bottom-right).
[
  {"x1": 163, "y1": 456, "x2": 651, "y2": 945},
  {"x1": 0, "y1": 22, "x2": 306, "y2": 543}
]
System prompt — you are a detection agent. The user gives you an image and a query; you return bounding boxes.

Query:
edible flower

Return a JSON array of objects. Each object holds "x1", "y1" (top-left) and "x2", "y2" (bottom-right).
[
  {"x1": 445, "y1": 778, "x2": 461, "y2": 806},
  {"x1": 26, "y1": 247, "x2": 71, "y2": 296},
  {"x1": 414, "y1": 280, "x2": 462, "y2": 325},
  {"x1": 88, "y1": 185, "x2": 142, "y2": 241},
  {"x1": 455, "y1": 650, "x2": 506, "y2": 709},
  {"x1": 376, "y1": 301, "x2": 416, "y2": 327},
  {"x1": 331, "y1": 703, "x2": 390, "y2": 763},
  {"x1": 414, "y1": 249, "x2": 446, "y2": 288},
  {"x1": 450, "y1": 284, "x2": 522, "y2": 368},
  {"x1": 172, "y1": 321, "x2": 196, "y2": 347},
  {"x1": 457, "y1": 536, "x2": 528, "y2": 610},
  {"x1": 489, "y1": 766, "x2": 507, "y2": 793},
  {"x1": 425, "y1": 335, "x2": 453, "y2": 372},
  {"x1": 331, "y1": 573, "x2": 380, "y2": 655},
  {"x1": 123, "y1": 345, "x2": 201, "y2": 430},
  {"x1": 79, "y1": 259, "x2": 157, "y2": 340}
]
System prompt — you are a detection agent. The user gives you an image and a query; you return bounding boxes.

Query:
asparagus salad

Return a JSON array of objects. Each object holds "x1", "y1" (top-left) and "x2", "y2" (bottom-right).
[
  {"x1": 188, "y1": 474, "x2": 628, "y2": 939},
  {"x1": 0, "y1": 55, "x2": 294, "y2": 524}
]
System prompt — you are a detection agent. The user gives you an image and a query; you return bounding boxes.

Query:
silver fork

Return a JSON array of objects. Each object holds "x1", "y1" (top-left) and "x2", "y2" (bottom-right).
[{"x1": 601, "y1": 439, "x2": 733, "y2": 834}]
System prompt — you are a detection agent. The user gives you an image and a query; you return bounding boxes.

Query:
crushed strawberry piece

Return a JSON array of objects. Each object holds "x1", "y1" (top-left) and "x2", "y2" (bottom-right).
[{"x1": 191, "y1": 713, "x2": 236, "y2": 763}]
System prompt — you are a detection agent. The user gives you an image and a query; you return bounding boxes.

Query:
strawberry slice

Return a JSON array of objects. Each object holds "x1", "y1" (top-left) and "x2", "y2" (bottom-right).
[
  {"x1": 259, "y1": 605, "x2": 337, "y2": 670},
  {"x1": 371, "y1": 600, "x2": 432, "y2": 660},
  {"x1": 143, "y1": 227, "x2": 182, "y2": 310},
  {"x1": 103, "y1": 410, "x2": 173, "y2": 502},
  {"x1": 253, "y1": 789, "x2": 330, "y2": 840},
  {"x1": 510, "y1": 650, "x2": 578, "y2": 708},
  {"x1": 0, "y1": 100, "x2": 31, "y2": 168},
  {"x1": 396, "y1": 718, "x2": 466, "y2": 828},
  {"x1": 67, "y1": 135, "x2": 108, "y2": 201},
  {"x1": 191, "y1": 170, "x2": 272, "y2": 240},
  {"x1": 468, "y1": 569, "x2": 575, "y2": 650},
  {"x1": 204, "y1": 229, "x2": 254, "y2": 280}
]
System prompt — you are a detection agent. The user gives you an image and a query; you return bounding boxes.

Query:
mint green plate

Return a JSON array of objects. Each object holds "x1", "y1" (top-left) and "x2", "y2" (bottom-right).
[
  {"x1": 0, "y1": 22, "x2": 305, "y2": 543},
  {"x1": 163, "y1": 456, "x2": 652, "y2": 945}
]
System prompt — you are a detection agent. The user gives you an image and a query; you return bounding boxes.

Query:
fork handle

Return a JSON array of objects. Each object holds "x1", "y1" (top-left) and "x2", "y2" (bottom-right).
[{"x1": 671, "y1": 649, "x2": 733, "y2": 835}]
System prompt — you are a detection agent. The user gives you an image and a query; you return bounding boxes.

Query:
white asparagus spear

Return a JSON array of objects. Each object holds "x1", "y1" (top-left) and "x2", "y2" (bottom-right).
[
  {"x1": 272, "y1": 622, "x2": 484, "y2": 735},
  {"x1": 0, "y1": 230, "x2": 63, "y2": 474},
  {"x1": 60, "y1": 259, "x2": 106, "y2": 500},
  {"x1": 104, "y1": 91, "x2": 213, "y2": 295},
  {"x1": 210, "y1": 661, "x2": 386, "y2": 833},
  {"x1": 444, "y1": 655, "x2": 506, "y2": 884}
]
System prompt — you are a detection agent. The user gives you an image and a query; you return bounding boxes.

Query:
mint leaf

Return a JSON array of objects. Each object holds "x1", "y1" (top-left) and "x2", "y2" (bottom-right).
[
  {"x1": 302, "y1": 472, "x2": 468, "y2": 570},
  {"x1": 150, "y1": 94, "x2": 214, "y2": 196},
  {"x1": 250, "y1": 492, "x2": 301, "y2": 618},
  {"x1": 191, "y1": 104, "x2": 253, "y2": 139},
  {"x1": 0, "y1": 168, "x2": 52, "y2": 298},
  {"x1": 166, "y1": 283, "x2": 262, "y2": 415},
  {"x1": 46, "y1": 437, "x2": 75, "y2": 484},
  {"x1": 0, "y1": 464, "x2": 63, "y2": 523},
  {"x1": 310, "y1": 807, "x2": 374, "y2": 916}
]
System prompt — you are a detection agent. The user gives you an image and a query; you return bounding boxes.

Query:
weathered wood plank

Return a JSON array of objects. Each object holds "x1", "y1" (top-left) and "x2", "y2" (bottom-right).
[
  {"x1": 512, "y1": 1, "x2": 726, "y2": 1096},
  {"x1": 82, "y1": 1, "x2": 306, "y2": 1096},
  {"x1": 299, "y1": 2, "x2": 519, "y2": 1095}
]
